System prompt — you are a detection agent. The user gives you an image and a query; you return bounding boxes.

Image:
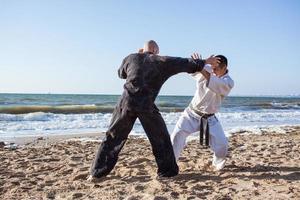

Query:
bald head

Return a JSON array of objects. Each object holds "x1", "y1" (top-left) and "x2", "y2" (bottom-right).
[{"x1": 143, "y1": 40, "x2": 159, "y2": 55}]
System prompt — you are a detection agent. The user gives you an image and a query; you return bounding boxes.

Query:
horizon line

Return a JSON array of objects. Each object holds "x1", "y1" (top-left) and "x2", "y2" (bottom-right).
[{"x1": 0, "y1": 92, "x2": 299, "y2": 98}]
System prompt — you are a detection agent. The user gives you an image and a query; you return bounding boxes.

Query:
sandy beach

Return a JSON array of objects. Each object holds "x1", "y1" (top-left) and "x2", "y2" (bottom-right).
[{"x1": 1, "y1": 126, "x2": 300, "y2": 200}]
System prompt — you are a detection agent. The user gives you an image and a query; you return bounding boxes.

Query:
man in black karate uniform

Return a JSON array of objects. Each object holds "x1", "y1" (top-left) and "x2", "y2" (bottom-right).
[{"x1": 89, "y1": 40, "x2": 219, "y2": 179}]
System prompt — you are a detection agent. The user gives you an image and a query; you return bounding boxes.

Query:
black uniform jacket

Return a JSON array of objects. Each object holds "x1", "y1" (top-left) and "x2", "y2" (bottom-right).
[{"x1": 118, "y1": 52, "x2": 205, "y2": 112}]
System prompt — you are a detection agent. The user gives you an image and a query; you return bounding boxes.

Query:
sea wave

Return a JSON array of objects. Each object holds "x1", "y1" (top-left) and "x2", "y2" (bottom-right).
[
  {"x1": 270, "y1": 102, "x2": 300, "y2": 109},
  {"x1": 244, "y1": 102, "x2": 300, "y2": 110},
  {"x1": 0, "y1": 105, "x2": 115, "y2": 114},
  {"x1": 1, "y1": 110, "x2": 300, "y2": 138},
  {"x1": 0, "y1": 105, "x2": 185, "y2": 114},
  {"x1": 156, "y1": 102, "x2": 183, "y2": 108},
  {"x1": 0, "y1": 112, "x2": 54, "y2": 121}
]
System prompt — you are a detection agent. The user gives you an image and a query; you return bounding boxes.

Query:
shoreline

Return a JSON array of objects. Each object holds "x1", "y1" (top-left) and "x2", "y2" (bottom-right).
[
  {"x1": 1, "y1": 124, "x2": 300, "y2": 146},
  {"x1": 0, "y1": 132, "x2": 105, "y2": 146}
]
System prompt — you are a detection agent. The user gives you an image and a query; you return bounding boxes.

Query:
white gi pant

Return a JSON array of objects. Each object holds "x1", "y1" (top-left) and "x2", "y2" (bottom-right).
[{"x1": 171, "y1": 108, "x2": 228, "y2": 170}]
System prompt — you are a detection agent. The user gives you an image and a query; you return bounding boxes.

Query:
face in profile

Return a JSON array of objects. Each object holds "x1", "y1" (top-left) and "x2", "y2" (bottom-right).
[
  {"x1": 211, "y1": 55, "x2": 228, "y2": 77},
  {"x1": 212, "y1": 63, "x2": 227, "y2": 77}
]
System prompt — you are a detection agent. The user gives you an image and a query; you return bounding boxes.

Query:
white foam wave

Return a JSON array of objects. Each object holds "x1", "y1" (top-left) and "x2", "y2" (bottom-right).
[
  {"x1": 0, "y1": 110, "x2": 300, "y2": 138},
  {"x1": 218, "y1": 110, "x2": 300, "y2": 127},
  {"x1": 270, "y1": 102, "x2": 300, "y2": 109},
  {"x1": 0, "y1": 112, "x2": 54, "y2": 121}
]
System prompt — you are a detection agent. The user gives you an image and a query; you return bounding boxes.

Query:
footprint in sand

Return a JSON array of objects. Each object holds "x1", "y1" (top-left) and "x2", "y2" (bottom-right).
[
  {"x1": 60, "y1": 168, "x2": 74, "y2": 175},
  {"x1": 136, "y1": 171, "x2": 147, "y2": 176},
  {"x1": 129, "y1": 158, "x2": 150, "y2": 165},
  {"x1": 187, "y1": 196, "x2": 197, "y2": 200},
  {"x1": 134, "y1": 185, "x2": 144, "y2": 191},
  {"x1": 78, "y1": 166, "x2": 90, "y2": 172},
  {"x1": 71, "y1": 192, "x2": 84, "y2": 199},
  {"x1": 20, "y1": 185, "x2": 34, "y2": 191},
  {"x1": 44, "y1": 179, "x2": 56, "y2": 186},
  {"x1": 70, "y1": 155, "x2": 84, "y2": 162},
  {"x1": 9, "y1": 171, "x2": 26, "y2": 178},
  {"x1": 9, "y1": 178, "x2": 21, "y2": 186},
  {"x1": 68, "y1": 162, "x2": 80, "y2": 167},
  {"x1": 45, "y1": 190, "x2": 56, "y2": 199},
  {"x1": 153, "y1": 196, "x2": 168, "y2": 200},
  {"x1": 179, "y1": 185, "x2": 188, "y2": 190},
  {"x1": 72, "y1": 172, "x2": 89, "y2": 181},
  {"x1": 170, "y1": 191, "x2": 180, "y2": 198},
  {"x1": 126, "y1": 195, "x2": 143, "y2": 200}
]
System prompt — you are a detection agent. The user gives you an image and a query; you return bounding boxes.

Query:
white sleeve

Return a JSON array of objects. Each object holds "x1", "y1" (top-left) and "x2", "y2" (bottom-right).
[
  {"x1": 207, "y1": 75, "x2": 234, "y2": 96},
  {"x1": 191, "y1": 64, "x2": 212, "y2": 80},
  {"x1": 191, "y1": 72, "x2": 202, "y2": 80},
  {"x1": 203, "y1": 64, "x2": 212, "y2": 73}
]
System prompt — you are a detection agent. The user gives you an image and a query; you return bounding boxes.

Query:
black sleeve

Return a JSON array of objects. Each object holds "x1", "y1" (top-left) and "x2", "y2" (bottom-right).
[
  {"x1": 118, "y1": 57, "x2": 128, "y2": 79},
  {"x1": 158, "y1": 56, "x2": 205, "y2": 79}
]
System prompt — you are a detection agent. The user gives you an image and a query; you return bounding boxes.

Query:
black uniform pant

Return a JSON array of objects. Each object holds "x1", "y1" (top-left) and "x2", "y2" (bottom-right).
[{"x1": 90, "y1": 106, "x2": 179, "y2": 178}]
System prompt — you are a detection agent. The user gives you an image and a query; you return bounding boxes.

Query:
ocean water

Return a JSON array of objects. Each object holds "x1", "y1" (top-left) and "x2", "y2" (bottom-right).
[{"x1": 0, "y1": 93, "x2": 300, "y2": 138}]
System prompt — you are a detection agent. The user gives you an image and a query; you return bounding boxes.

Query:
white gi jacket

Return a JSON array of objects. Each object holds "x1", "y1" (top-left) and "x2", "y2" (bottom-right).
[{"x1": 190, "y1": 64, "x2": 234, "y2": 114}]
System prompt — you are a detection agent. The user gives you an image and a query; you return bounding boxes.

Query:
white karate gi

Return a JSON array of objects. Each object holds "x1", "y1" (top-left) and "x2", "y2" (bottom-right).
[{"x1": 171, "y1": 64, "x2": 234, "y2": 170}]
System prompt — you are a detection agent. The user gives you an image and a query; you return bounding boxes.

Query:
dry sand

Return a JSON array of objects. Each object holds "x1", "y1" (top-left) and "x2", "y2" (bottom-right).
[{"x1": 1, "y1": 127, "x2": 300, "y2": 200}]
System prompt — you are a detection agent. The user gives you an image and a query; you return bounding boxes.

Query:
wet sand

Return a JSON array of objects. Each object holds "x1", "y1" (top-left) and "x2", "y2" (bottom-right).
[{"x1": 1, "y1": 126, "x2": 300, "y2": 199}]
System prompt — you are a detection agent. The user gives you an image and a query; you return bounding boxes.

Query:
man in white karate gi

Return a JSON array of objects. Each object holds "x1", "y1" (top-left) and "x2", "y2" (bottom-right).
[{"x1": 171, "y1": 53, "x2": 234, "y2": 171}]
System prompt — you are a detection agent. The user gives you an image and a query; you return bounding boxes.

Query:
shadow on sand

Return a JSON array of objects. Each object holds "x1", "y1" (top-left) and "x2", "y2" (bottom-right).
[{"x1": 173, "y1": 164, "x2": 300, "y2": 182}]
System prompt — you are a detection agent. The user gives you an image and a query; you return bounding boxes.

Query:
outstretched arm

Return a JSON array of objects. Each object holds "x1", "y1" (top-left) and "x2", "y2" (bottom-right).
[
  {"x1": 159, "y1": 53, "x2": 220, "y2": 78},
  {"x1": 158, "y1": 56, "x2": 206, "y2": 79}
]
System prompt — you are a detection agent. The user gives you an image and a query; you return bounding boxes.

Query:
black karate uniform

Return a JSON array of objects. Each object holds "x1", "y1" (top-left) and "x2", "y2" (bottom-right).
[{"x1": 91, "y1": 52, "x2": 205, "y2": 178}]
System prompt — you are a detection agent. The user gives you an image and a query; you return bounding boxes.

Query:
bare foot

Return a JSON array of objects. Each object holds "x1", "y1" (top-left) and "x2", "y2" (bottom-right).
[
  {"x1": 86, "y1": 175, "x2": 106, "y2": 183},
  {"x1": 213, "y1": 159, "x2": 226, "y2": 171}
]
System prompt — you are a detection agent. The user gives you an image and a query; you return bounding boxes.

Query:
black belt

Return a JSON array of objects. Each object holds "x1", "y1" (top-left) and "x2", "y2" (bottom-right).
[
  {"x1": 189, "y1": 107, "x2": 214, "y2": 146},
  {"x1": 199, "y1": 114, "x2": 214, "y2": 146}
]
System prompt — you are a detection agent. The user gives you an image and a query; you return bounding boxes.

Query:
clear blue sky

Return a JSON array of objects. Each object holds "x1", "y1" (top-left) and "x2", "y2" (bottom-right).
[{"x1": 0, "y1": 0, "x2": 299, "y2": 96}]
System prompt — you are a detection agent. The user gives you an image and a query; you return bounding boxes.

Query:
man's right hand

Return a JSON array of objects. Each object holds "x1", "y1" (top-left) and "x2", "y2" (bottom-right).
[
  {"x1": 191, "y1": 53, "x2": 220, "y2": 66},
  {"x1": 191, "y1": 53, "x2": 214, "y2": 80},
  {"x1": 205, "y1": 55, "x2": 221, "y2": 66}
]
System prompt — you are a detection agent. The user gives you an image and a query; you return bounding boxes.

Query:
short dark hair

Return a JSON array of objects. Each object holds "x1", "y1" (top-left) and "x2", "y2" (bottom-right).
[{"x1": 215, "y1": 55, "x2": 228, "y2": 68}]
